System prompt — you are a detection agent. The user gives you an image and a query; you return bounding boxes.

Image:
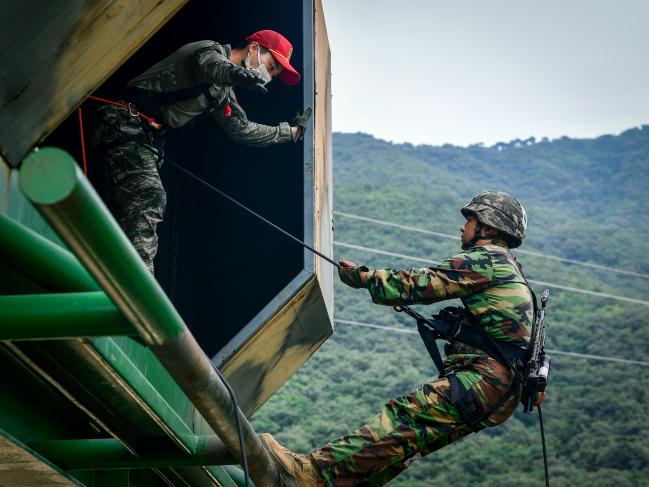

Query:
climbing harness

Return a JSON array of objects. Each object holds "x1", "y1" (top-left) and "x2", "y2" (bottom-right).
[
  {"x1": 394, "y1": 304, "x2": 524, "y2": 430},
  {"x1": 395, "y1": 304, "x2": 529, "y2": 378},
  {"x1": 88, "y1": 95, "x2": 163, "y2": 130},
  {"x1": 395, "y1": 291, "x2": 551, "y2": 486}
]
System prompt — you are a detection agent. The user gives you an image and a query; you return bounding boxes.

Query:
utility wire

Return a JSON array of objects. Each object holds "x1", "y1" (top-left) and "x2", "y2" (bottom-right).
[
  {"x1": 334, "y1": 211, "x2": 649, "y2": 280},
  {"x1": 334, "y1": 241, "x2": 649, "y2": 307},
  {"x1": 540, "y1": 349, "x2": 649, "y2": 367},
  {"x1": 333, "y1": 319, "x2": 649, "y2": 367},
  {"x1": 336, "y1": 242, "x2": 436, "y2": 265}
]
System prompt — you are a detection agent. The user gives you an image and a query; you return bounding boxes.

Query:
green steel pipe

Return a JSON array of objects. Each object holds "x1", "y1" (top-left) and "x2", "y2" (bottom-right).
[
  {"x1": 19, "y1": 148, "x2": 279, "y2": 487},
  {"x1": 28, "y1": 437, "x2": 236, "y2": 470},
  {"x1": 0, "y1": 213, "x2": 98, "y2": 292},
  {"x1": 223, "y1": 466, "x2": 257, "y2": 487},
  {"x1": 19, "y1": 149, "x2": 179, "y2": 345},
  {"x1": 0, "y1": 292, "x2": 135, "y2": 340}
]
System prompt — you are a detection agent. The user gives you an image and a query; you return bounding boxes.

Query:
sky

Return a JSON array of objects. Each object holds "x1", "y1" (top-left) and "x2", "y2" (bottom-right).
[{"x1": 320, "y1": 0, "x2": 649, "y2": 146}]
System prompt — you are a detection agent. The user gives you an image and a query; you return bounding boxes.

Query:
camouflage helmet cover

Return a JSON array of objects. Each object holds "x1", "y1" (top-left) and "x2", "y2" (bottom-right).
[{"x1": 461, "y1": 191, "x2": 527, "y2": 248}]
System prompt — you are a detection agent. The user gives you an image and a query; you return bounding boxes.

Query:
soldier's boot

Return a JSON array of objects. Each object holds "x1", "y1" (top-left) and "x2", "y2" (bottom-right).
[{"x1": 260, "y1": 433, "x2": 325, "y2": 487}]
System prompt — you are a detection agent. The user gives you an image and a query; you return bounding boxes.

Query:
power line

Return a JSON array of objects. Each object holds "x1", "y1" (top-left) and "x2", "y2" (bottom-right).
[
  {"x1": 542, "y1": 349, "x2": 649, "y2": 367},
  {"x1": 523, "y1": 278, "x2": 649, "y2": 306},
  {"x1": 334, "y1": 241, "x2": 649, "y2": 307},
  {"x1": 336, "y1": 318, "x2": 417, "y2": 334},
  {"x1": 334, "y1": 319, "x2": 649, "y2": 367},
  {"x1": 334, "y1": 211, "x2": 649, "y2": 280},
  {"x1": 336, "y1": 241, "x2": 440, "y2": 265},
  {"x1": 335, "y1": 211, "x2": 458, "y2": 240}
]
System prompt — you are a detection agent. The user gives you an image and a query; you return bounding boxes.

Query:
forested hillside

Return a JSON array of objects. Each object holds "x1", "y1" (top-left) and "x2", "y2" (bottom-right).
[{"x1": 252, "y1": 127, "x2": 649, "y2": 486}]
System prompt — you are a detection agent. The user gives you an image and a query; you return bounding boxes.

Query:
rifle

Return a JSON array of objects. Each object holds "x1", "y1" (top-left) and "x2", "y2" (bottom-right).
[{"x1": 522, "y1": 289, "x2": 551, "y2": 413}]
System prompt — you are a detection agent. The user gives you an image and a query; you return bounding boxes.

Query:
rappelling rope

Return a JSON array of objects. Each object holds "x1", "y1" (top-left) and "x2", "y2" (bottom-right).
[
  {"x1": 538, "y1": 404, "x2": 550, "y2": 487},
  {"x1": 162, "y1": 155, "x2": 340, "y2": 269}
]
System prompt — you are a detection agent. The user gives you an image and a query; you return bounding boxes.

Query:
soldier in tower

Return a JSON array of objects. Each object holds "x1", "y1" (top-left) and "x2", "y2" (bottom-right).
[
  {"x1": 93, "y1": 30, "x2": 311, "y2": 272},
  {"x1": 262, "y1": 191, "x2": 538, "y2": 487}
]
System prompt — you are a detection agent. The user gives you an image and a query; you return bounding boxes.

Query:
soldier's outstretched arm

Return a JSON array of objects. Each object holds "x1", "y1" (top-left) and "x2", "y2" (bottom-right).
[
  {"x1": 338, "y1": 249, "x2": 494, "y2": 306},
  {"x1": 211, "y1": 100, "x2": 294, "y2": 147}
]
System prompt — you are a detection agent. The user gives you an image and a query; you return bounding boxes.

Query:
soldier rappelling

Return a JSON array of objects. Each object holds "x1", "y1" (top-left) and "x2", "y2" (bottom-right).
[{"x1": 260, "y1": 191, "x2": 549, "y2": 486}]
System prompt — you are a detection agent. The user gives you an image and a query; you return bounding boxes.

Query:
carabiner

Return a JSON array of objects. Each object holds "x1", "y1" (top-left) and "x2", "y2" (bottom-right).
[{"x1": 127, "y1": 103, "x2": 139, "y2": 117}]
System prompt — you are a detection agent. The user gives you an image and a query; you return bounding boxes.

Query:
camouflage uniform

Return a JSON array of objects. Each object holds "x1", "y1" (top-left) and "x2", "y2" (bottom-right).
[
  {"x1": 310, "y1": 242, "x2": 533, "y2": 486},
  {"x1": 93, "y1": 107, "x2": 165, "y2": 273},
  {"x1": 94, "y1": 41, "x2": 294, "y2": 272}
]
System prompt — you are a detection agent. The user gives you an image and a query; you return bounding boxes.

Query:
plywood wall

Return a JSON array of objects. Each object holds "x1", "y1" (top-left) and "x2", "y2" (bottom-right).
[{"x1": 0, "y1": 0, "x2": 187, "y2": 166}]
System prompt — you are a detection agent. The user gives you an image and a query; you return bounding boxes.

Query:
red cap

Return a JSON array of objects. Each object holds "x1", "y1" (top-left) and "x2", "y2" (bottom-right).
[{"x1": 246, "y1": 30, "x2": 300, "y2": 86}]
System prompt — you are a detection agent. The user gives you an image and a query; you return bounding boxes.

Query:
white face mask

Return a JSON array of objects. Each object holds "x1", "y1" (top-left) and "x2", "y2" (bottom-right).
[{"x1": 244, "y1": 47, "x2": 272, "y2": 86}]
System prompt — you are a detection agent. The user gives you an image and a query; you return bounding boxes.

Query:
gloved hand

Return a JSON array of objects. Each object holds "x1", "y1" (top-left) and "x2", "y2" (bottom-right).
[
  {"x1": 337, "y1": 259, "x2": 369, "y2": 288},
  {"x1": 291, "y1": 107, "x2": 313, "y2": 141},
  {"x1": 228, "y1": 66, "x2": 268, "y2": 94}
]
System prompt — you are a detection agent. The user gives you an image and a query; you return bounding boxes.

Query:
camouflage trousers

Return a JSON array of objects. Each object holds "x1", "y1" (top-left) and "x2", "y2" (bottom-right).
[
  {"x1": 309, "y1": 355, "x2": 520, "y2": 486},
  {"x1": 93, "y1": 105, "x2": 166, "y2": 273}
]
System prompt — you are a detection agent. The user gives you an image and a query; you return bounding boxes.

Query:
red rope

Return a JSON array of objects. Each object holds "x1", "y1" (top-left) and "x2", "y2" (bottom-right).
[
  {"x1": 87, "y1": 95, "x2": 162, "y2": 129},
  {"x1": 76, "y1": 95, "x2": 163, "y2": 177},
  {"x1": 77, "y1": 107, "x2": 88, "y2": 175}
]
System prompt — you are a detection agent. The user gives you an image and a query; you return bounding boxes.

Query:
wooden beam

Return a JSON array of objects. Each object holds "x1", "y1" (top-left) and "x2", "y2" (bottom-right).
[
  {"x1": 314, "y1": 0, "x2": 334, "y2": 316},
  {"x1": 219, "y1": 274, "x2": 332, "y2": 416},
  {"x1": 0, "y1": 433, "x2": 81, "y2": 487},
  {"x1": 0, "y1": 0, "x2": 188, "y2": 166}
]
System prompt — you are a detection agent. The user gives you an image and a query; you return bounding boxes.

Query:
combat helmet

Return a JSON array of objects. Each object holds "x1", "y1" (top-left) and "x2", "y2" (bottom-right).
[{"x1": 461, "y1": 191, "x2": 527, "y2": 248}]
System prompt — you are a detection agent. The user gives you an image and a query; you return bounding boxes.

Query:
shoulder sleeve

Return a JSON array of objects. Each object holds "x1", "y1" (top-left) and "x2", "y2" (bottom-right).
[
  {"x1": 210, "y1": 97, "x2": 294, "y2": 147},
  {"x1": 191, "y1": 43, "x2": 234, "y2": 85},
  {"x1": 365, "y1": 248, "x2": 494, "y2": 306}
]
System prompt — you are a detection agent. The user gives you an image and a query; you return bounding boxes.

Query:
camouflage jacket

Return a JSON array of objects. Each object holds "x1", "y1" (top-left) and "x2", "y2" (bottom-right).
[
  {"x1": 127, "y1": 41, "x2": 293, "y2": 146},
  {"x1": 365, "y1": 242, "x2": 534, "y2": 349}
]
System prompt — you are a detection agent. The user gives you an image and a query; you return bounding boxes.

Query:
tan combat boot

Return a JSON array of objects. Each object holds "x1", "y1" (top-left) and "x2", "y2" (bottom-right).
[{"x1": 260, "y1": 433, "x2": 326, "y2": 487}]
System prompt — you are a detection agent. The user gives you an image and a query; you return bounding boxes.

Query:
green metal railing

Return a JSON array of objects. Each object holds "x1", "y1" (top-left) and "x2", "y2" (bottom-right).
[
  {"x1": 0, "y1": 292, "x2": 134, "y2": 340},
  {"x1": 28, "y1": 437, "x2": 235, "y2": 470},
  {"x1": 0, "y1": 212, "x2": 98, "y2": 292},
  {"x1": 0, "y1": 213, "x2": 135, "y2": 341},
  {"x1": 19, "y1": 148, "x2": 277, "y2": 487},
  {"x1": 19, "y1": 148, "x2": 183, "y2": 345}
]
